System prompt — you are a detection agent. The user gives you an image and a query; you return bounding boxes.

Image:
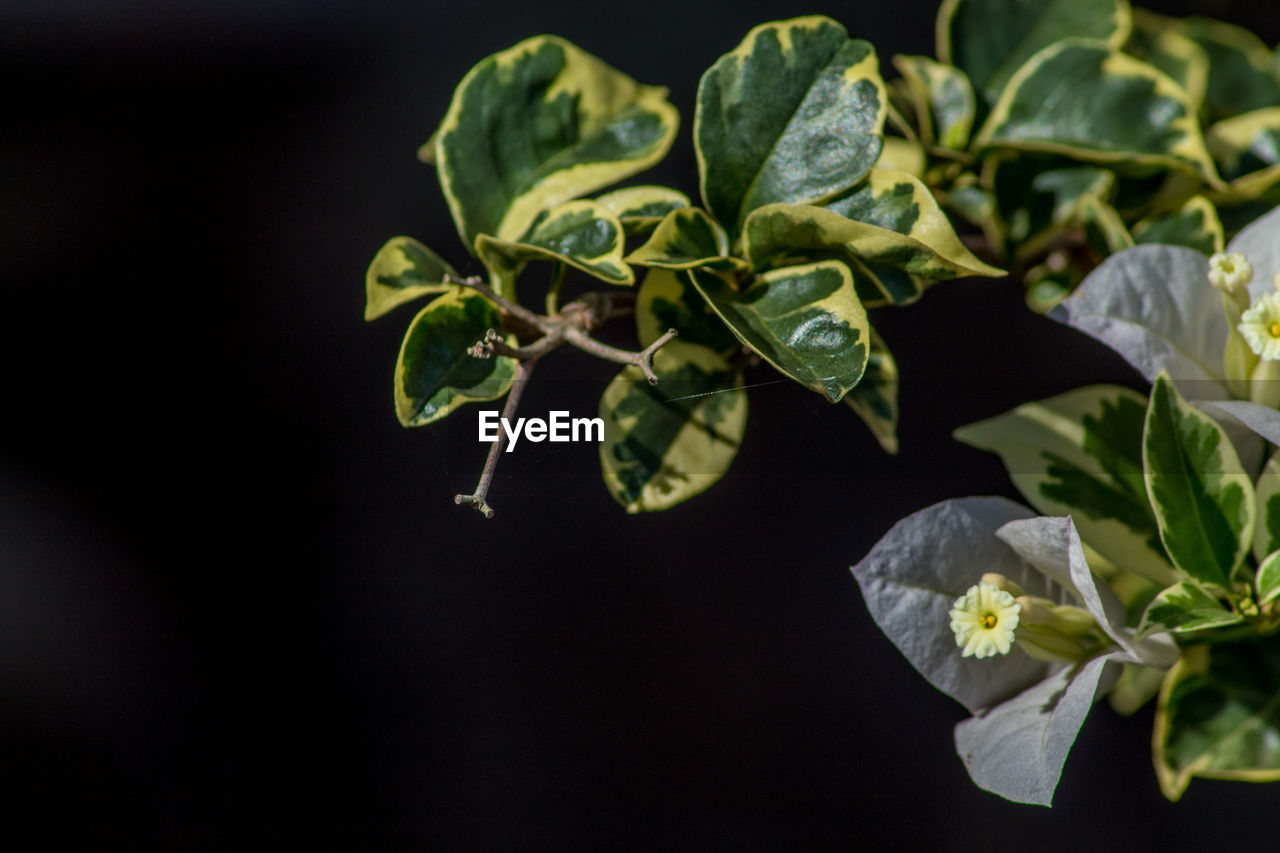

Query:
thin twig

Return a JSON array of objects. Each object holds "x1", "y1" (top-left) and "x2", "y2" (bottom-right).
[
  {"x1": 454, "y1": 357, "x2": 537, "y2": 518},
  {"x1": 468, "y1": 328, "x2": 564, "y2": 360},
  {"x1": 445, "y1": 273, "x2": 551, "y2": 333},
  {"x1": 562, "y1": 327, "x2": 678, "y2": 384}
]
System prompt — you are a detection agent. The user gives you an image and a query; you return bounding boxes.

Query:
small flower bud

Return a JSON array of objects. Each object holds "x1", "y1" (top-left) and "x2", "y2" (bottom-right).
[
  {"x1": 980, "y1": 572, "x2": 1025, "y2": 598},
  {"x1": 1209, "y1": 252, "x2": 1254, "y2": 295}
]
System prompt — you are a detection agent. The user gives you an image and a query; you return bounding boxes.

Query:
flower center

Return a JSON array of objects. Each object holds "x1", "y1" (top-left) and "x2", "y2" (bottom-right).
[
  {"x1": 1269, "y1": 322, "x2": 1280, "y2": 338},
  {"x1": 980, "y1": 613, "x2": 998, "y2": 629}
]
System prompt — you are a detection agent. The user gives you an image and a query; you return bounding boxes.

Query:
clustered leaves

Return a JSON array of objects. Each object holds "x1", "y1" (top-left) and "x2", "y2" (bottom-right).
[
  {"x1": 855, "y1": 192, "x2": 1280, "y2": 804},
  {"x1": 885, "y1": 0, "x2": 1280, "y2": 310},
  {"x1": 366, "y1": 0, "x2": 1280, "y2": 810},
  {"x1": 369, "y1": 15, "x2": 1004, "y2": 516}
]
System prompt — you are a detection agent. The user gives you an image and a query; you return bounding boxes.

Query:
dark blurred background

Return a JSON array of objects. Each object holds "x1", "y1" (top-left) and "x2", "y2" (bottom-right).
[{"x1": 2, "y1": 0, "x2": 1277, "y2": 848}]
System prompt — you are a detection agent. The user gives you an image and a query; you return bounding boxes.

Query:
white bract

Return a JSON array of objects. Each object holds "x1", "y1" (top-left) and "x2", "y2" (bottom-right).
[
  {"x1": 1052, "y1": 205, "x2": 1280, "y2": 450},
  {"x1": 851, "y1": 497, "x2": 1175, "y2": 806}
]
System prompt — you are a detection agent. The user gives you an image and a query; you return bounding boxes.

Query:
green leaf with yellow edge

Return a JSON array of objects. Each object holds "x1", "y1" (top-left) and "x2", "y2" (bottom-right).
[
  {"x1": 1207, "y1": 108, "x2": 1280, "y2": 198},
  {"x1": 365, "y1": 236, "x2": 457, "y2": 321},
  {"x1": 843, "y1": 326, "x2": 899, "y2": 453},
  {"x1": 954, "y1": 384, "x2": 1179, "y2": 587},
  {"x1": 1079, "y1": 195, "x2": 1134, "y2": 257},
  {"x1": 1125, "y1": 14, "x2": 1209, "y2": 109},
  {"x1": 1257, "y1": 551, "x2": 1280, "y2": 607},
  {"x1": 595, "y1": 185, "x2": 690, "y2": 235},
  {"x1": 435, "y1": 35, "x2": 678, "y2": 249},
  {"x1": 1253, "y1": 450, "x2": 1280, "y2": 562},
  {"x1": 1132, "y1": 195, "x2": 1224, "y2": 255},
  {"x1": 1144, "y1": 373, "x2": 1254, "y2": 591},
  {"x1": 847, "y1": 256, "x2": 926, "y2": 308},
  {"x1": 1175, "y1": 14, "x2": 1280, "y2": 122},
  {"x1": 625, "y1": 208, "x2": 740, "y2": 272},
  {"x1": 598, "y1": 339, "x2": 746, "y2": 513},
  {"x1": 476, "y1": 200, "x2": 633, "y2": 286},
  {"x1": 873, "y1": 137, "x2": 926, "y2": 178},
  {"x1": 684, "y1": 261, "x2": 869, "y2": 402},
  {"x1": 822, "y1": 169, "x2": 1005, "y2": 278},
  {"x1": 891, "y1": 55, "x2": 975, "y2": 150},
  {"x1": 936, "y1": 0, "x2": 1130, "y2": 105},
  {"x1": 634, "y1": 267, "x2": 738, "y2": 354},
  {"x1": 695, "y1": 16, "x2": 886, "y2": 238},
  {"x1": 393, "y1": 289, "x2": 517, "y2": 427},
  {"x1": 974, "y1": 40, "x2": 1222, "y2": 187},
  {"x1": 1154, "y1": 641, "x2": 1280, "y2": 802},
  {"x1": 1136, "y1": 580, "x2": 1243, "y2": 639}
]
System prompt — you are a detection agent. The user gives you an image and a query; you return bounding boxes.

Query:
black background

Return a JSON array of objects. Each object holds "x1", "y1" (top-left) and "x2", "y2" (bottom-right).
[{"x1": 3, "y1": 0, "x2": 1278, "y2": 848}]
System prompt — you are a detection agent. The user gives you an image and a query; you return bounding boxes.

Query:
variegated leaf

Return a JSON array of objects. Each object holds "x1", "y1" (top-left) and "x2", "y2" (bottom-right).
[
  {"x1": 1132, "y1": 195, "x2": 1224, "y2": 255},
  {"x1": 1154, "y1": 642, "x2": 1280, "y2": 802},
  {"x1": 975, "y1": 40, "x2": 1221, "y2": 186},
  {"x1": 634, "y1": 268, "x2": 738, "y2": 354},
  {"x1": 476, "y1": 200, "x2": 633, "y2": 285},
  {"x1": 1080, "y1": 195, "x2": 1134, "y2": 257},
  {"x1": 1257, "y1": 551, "x2": 1280, "y2": 606},
  {"x1": 625, "y1": 208, "x2": 738, "y2": 271},
  {"x1": 1207, "y1": 108, "x2": 1280, "y2": 196},
  {"x1": 1253, "y1": 450, "x2": 1280, "y2": 562},
  {"x1": 365, "y1": 236, "x2": 457, "y2": 321},
  {"x1": 685, "y1": 262, "x2": 869, "y2": 402},
  {"x1": 1136, "y1": 581, "x2": 1243, "y2": 639},
  {"x1": 937, "y1": 0, "x2": 1130, "y2": 104},
  {"x1": 891, "y1": 55, "x2": 976, "y2": 150},
  {"x1": 595, "y1": 185, "x2": 691, "y2": 235},
  {"x1": 844, "y1": 326, "x2": 899, "y2": 454},
  {"x1": 435, "y1": 36, "x2": 678, "y2": 249},
  {"x1": 874, "y1": 137, "x2": 926, "y2": 177},
  {"x1": 822, "y1": 169, "x2": 1005, "y2": 278},
  {"x1": 1170, "y1": 12, "x2": 1280, "y2": 122},
  {"x1": 1125, "y1": 15, "x2": 1209, "y2": 109},
  {"x1": 394, "y1": 289, "x2": 517, "y2": 427},
  {"x1": 598, "y1": 340, "x2": 746, "y2": 513},
  {"x1": 695, "y1": 16, "x2": 886, "y2": 237},
  {"x1": 954, "y1": 384, "x2": 1179, "y2": 586},
  {"x1": 1144, "y1": 373, "x2": 1254, "y2": 590}
]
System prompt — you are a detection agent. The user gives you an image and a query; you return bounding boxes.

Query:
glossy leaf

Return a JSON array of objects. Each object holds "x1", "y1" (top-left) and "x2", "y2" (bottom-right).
[
  {"x1": 1137, "y1": 581, "x2": 1243, "y2": 638},
  {"x1": 393, "y1": 289, "x2": 517, "y2": 427},
  {"x1": 594, "y1": 185, "x2": 690, "y2": 234},
  {"x1": 598, "y1": 340, "x2": 746, "y2": 513},
  {"x1": 954, "y1": 385, "x2": 1178, "y2": 587},
  {"x1": 476, "y1": 200, "x2": 633, "y2": 285},
  {"x1": 695, "y1": 16, "x2": 886, "y2": 236},
  {"x1": 975, "y1": 40, "x2": 1220, "y2": 186},
  {"x1": 822, "y1": 169, "x2": 1005, "y2": 278},
  {"x1": 850, "y1": 496, "x2": 1050, "y2": 714},
  {"x1": 937, "y1": 0, "x2": 1130, "y2": 104},
  {"x1": 1079, "y1": 195, "x2": 1134, "y2": 257},
  {"x1": 1125, "y1": 17, "x2": 1209, "y2": 109},
  {"x1": 625, "y1": 208, "x2": 735, "y2": 271},
  {"x1": 844, "y1": 327, "x2": 899, "y2": 454},
  {"x1": 1207, "y1": 108, "x2": 1280, "y2": 197},
  {"x1": 1143, "y1": 373, "x2": 1254, "y2": 590},
  {"x1": 1052, "y1": 245, "x2": 1229, "y2": 399},
  {"x1": 1257, "y1": 551, "x2": 1280, "y2": 607},
  {"x1": 635, "y1": 268, "x2": 738, "y2": 354},
  {"x1": 684, "y1": 261, "x2": 869, "y2": 402},
  {"x1": 365, "y1": 236, "x2": 457, "y2": 321},
  {"x1": 1176, "y1": 14, "x2": 1280, "y2": 122},
  {"x1": 1254, "y1": 450, "x2": 1280, "y2": 562},
  {"x1": 891, "y1": 55, "x2": 975, "y2": 150},
  {"x1": 1132, "y1": 196, "x2": 1224, "y2": 255},
  {"x1": 1154, "y1": 641, "x2": 1280, "y2": 801},
  {"x1": 435, "y1": 36, "x2": 678, "y2": 248}
]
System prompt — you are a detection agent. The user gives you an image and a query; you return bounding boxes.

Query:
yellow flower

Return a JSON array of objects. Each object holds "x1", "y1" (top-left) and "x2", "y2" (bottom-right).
[
  {"x1": 949, "y1": 581, "x2": 1021, "y2": 659},
  {"x1": 1208, "y1": 251, "x2": 1254, "y2": 294},
  {"x1": 1238, "y1": 292, "x2": 1280, "y2": 361}
]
